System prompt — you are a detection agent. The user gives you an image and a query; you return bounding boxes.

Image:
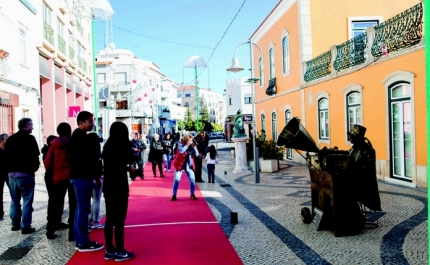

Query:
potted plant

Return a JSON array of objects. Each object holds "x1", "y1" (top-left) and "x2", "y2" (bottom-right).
[
  {"x1": 259, "y1": 139, "x2": 284, "y2": 172},
  {"x1": 246, "y1": 135, "x2": 264, "y2": 171},
  {"x1": 0, "y1": 49, "x2": 9, "y2": 60}
]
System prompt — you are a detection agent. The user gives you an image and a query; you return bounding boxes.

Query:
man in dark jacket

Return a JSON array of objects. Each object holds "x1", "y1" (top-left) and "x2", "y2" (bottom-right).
[
  {"x1": 69, "y1": 111, "x2": 104, "y2": 252},
  {"x1": 130, "y1": 132, "x2": 146, "y2": 180},
  {"x1": 4, "y1": 118, "x2": 40, "y2": 234}
]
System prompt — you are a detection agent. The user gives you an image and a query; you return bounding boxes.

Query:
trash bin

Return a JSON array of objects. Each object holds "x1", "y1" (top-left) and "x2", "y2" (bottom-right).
[{"x1": 230, "y1": 147, "x2": 235, "y2": 158}]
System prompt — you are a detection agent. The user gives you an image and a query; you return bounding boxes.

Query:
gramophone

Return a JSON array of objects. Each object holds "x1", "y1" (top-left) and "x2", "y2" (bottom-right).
[{"x1": 277, "y1": 117, "x2": 370, "y2": 237}]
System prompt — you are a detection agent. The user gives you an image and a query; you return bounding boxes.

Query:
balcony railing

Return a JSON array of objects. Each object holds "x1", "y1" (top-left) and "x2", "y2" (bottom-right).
[
  {"x1": 58, "y1": 35, "x2": 66, "y2": 55},
  {"x1": 43, "y1": 21, "x2": 54, "y2": 45},
  {"x1": 304, "y1": 2, "x2": 423, "y2": 83},
  {"x1": 76, "y1": 21, "x2": 83, "y2": 35},
  {"x1": 304, "y1": 51, "x2": 332, "y2": 82},
  {"x1": 371, "y1": 2, "x2": 423, "y2": 58},
  {"x1": 69, "y1": 46, "x2": 75, "y2": 60},
  {"x1": 333, "y1": 33, "x2": 367, "y2": 71}
]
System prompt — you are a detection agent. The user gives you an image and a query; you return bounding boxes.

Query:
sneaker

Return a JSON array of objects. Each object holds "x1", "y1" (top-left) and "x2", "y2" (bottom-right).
[
  {"x1": 105, "y1": 251, "x2": 116, "y2": 260},
  {"x1": 21, "y1": 227, "x2": 36, "y2": 234},
  {"x1": 78, "y1": 241, "x2": 104, "y2": 252},
  {"x1": 91, "y1": 221, "x2": 105, "y2": 230},
  {"x1": 190, "y1": 194, "x2": 197, "y2": 200},
  {"x1": 115, "y1": 251, "x2": 135, "y2": 262},
  {"x1": 171, "y1": 195, "x2": 177, "y2": 201},
  {"x1": 88, "y1": 221, "x2": 93, "y2": 229}
]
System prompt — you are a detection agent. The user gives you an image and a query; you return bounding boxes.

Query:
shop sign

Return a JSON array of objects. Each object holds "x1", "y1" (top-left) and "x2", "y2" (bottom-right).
[
  {"x1": 242, "y1": 115, "x2": 253, "y2": 122},
  {"x1": 68, "y1": 106, "x2": 81, "y2": 117}
]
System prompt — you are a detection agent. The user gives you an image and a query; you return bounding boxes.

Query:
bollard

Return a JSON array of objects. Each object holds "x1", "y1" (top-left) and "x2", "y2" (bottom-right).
[
  {"x1": 230, "y1": 212, "x2": 238, "y2": 224},
  {"x1": 230, "y1": 147, "x2": 235, "y2": 158},
  {"x1": 224, "y1": 171, "x2": 227, "y2": 175}
]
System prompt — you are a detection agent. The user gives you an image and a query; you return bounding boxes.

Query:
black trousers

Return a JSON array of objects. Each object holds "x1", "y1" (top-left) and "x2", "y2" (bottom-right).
[
  {"x1": 194, "y1": 156, "x2": 203, "y2": 182},
  {"x1": 0, "y1": 175, "x2": 9, "y2": 218},
  {"x1": 104, "y1": 194, "x2": 128, "y2": 253},
  {"x1": 152, "y1": 157, "x2": 163, "y2": 176},
  {"x1": 47, "y1": 180, "x2": 76, "y2": 238}
]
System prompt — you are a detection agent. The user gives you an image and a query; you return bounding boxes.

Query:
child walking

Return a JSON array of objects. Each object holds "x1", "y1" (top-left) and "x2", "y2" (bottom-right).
[{"x1": 205, "y1": 145, "x2": 218, "y2": 183}]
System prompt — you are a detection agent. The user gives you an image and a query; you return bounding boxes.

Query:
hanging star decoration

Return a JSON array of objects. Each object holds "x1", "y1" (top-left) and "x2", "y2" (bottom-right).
[{"x1": 381, "y1": 44, "x2": 388, "y2": 56}]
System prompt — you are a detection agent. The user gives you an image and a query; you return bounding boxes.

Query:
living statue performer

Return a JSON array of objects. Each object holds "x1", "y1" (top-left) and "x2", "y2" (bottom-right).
[{"x1": 233, "y1": 109, "x2": 247, "y2": 138}]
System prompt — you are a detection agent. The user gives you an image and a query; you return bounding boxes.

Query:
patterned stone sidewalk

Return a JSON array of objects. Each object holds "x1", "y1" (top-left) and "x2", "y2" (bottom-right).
[{"x1": 0, "y1": 140, "x2": 427, "y2": 265}]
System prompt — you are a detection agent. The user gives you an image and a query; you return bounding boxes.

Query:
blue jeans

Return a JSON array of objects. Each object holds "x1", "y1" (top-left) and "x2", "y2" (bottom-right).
[
  {"x1": 71, "y1": 179, "x2": 92, "y2": 246},
  {"x1": 163, "y1": 153, "x2": 172, "y2": 170},
  {"x1": 172, "y1": 164, "x2": 195, "y2": 196},
  {"x1": 8, "y1": 174, "x2": 35, "y2": 229},
  {"x1": 89, "y1": 183, "x2": 103, "y2": 222}
]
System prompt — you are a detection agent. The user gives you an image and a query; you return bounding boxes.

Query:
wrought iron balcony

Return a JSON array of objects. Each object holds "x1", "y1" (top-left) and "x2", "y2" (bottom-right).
[
  {"x1": 78, "y1": 58, "x2": 83, "y2": 69},
  {"x1": 304, "y1": 50, "x2": 332, "y2": 82},
  {"x1": 76, "y1": 21, "x2": 83, "y2": 35},
  {"x1": 69, "y1": 46, "x2": 75, "y2": 60},
  {"x1": 266, "y1": 77, "x2": 277, "y2": 96},
  {"x1": 43, "y1": 21, "x2": 54, "y2": 45},
  {"x1": 58, "y1": 35, "x2": 66, "y2": 55},
  {"x1": 334, "y1": 33, "x2": 367, "y2": 71},
  {"x1": 371, "y1": 2, "x2": 423, "y2": 58}
]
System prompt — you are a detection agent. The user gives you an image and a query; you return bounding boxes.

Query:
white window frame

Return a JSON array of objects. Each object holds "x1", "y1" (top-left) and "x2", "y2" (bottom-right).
[
  {"x1": 261, "y1": 112, "x2": 266, "y2": 132},
  {"x1": 269, "y1": 46, "x2": 275, "y2": 79},
  {"x1": 57, "y1": 18, "x2": 64, "y2": 38},
  {"x1": 97, "y1": 73, "x2": 106, "y2": 84},
  {"x1": 20, "y1": 29, "x2": 27, "y2": 65},
  {"x1": 244, "y1": 95, "x2": 252, "y2": 104},
  {"x1": 347, "y1": 16, "x2": 382, "y2": 39},
  {"x1": 342, "y1": 83, "x2": 363, "y2": 145},
  {"x1": 271, "y1": 111, "x2": 277, "y2": 141},
  {"x1": 281, "y1": 29, "x2": 290, "y2": 75},
  {"x1": 259, "y1": 56, "x2": 264, "y2": 87},
  {"x1": 114, "y1": 72, "x2": 127, "y2": 85},
  {"x1": 42, "y1": 2, "x2": 51, "y2": 24}
]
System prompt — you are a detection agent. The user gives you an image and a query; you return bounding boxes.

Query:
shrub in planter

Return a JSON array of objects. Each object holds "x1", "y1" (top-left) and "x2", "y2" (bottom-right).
[{"x1": 260, "y1": 139, "x2": 284, "y2": 160}]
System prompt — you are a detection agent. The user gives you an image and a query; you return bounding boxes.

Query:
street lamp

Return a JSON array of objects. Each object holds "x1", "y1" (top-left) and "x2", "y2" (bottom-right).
[{"x1": 227, "y1": 41, "x2": 263, "y2": 183}]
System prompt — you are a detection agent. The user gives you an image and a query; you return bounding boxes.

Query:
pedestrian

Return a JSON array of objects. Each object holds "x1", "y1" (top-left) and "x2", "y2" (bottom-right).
[
  {"x1": 88, "y1": 132, "x2": 104, "y2": 230},
  {"x1": 5, "y1": 118, "x2": 40, "y2": 234},
  {"x1": 205, "y1": 145, "x2": 218, "y2": 183},
  {"x1": 102, "y1": 121, "x2": 135, "y2": 262},
  {"x1": 0, "y1": 133, "x2": 9, "y2": 220},
  {"x1": 148, "y1": 133, "x2": 164, "y2": 178},
  {"x1": 43, "y1": 123, "x2": 76, "y2": 240},
  {"x1": 162, "y1": 132, "x2": 174, "y2": 172},
  {"x1": 193, "y1": 132, "x2": 205, "y2": 183},
  {"x1": 69, "y1": 111, "x2": 104, "y2": 252},
  {"x1": 130, "y1": 132, "x2": 146, "y2": 180},
  {"x1": 171, "y1": 133, "x2": 199, "y2": 201}
]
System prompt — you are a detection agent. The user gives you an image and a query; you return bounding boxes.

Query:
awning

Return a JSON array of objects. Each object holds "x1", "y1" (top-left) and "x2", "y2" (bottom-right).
[{"x1": 266, "y1": 78, "x2": 276, "y2": 96}]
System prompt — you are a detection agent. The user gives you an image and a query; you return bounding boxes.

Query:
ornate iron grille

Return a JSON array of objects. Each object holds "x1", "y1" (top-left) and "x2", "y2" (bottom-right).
[
  {"x1": 334, "y1": 32, "x2": 368, "y2": 71},
  {"x1": 304, "y1": 50, "x2": 332, "y2": 82},
  {"x1": 69, "y1": 46, "x2": 75, "y2": 60},
  {"x1": 371, "y1": 2, "x2": 423, "y2": 58},
  {"x1": 43, "y1": 21, "x2": 54, "y2": 45},
  {"x1": 58, "y1": 35, "x2": 66, "y2": 55}
]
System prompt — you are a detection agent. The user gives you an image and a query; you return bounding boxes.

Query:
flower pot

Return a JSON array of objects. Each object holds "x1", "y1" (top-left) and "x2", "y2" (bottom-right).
[{"x1": 260, "y1": 159, "x2": 279, "y2": 173}]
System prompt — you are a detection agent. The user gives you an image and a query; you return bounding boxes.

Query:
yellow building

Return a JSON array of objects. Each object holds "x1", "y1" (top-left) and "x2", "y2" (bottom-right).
[{"x1": 250, "y1": 0, "x2": 426, "y2": 188}]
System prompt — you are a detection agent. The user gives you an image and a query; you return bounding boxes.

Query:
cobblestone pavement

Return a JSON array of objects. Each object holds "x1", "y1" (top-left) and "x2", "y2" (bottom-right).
[{"x1": 0, "y1": 140, "x2": 427, "y2": 265}]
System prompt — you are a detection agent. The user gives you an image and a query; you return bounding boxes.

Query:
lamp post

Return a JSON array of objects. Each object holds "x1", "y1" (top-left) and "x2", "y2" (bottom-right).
[{"x1": 227, "y1": 41, "x2": 263, "y2": 183}]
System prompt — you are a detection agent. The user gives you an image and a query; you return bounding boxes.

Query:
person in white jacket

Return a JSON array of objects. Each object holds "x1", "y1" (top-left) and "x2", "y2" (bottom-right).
[{"x1": 205, "y1": 145, "x2": 218, "y2": 183}]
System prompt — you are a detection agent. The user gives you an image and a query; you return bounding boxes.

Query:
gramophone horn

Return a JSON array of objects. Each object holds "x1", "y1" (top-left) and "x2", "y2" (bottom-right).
[{"x1": 277, "y1": 117, "x2": 319, "y2": 153}]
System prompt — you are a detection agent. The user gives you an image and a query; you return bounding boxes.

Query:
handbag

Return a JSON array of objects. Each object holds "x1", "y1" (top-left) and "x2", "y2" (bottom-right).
[{"x1": 173, "y1": 150, "x2": 188, "y2": 171}]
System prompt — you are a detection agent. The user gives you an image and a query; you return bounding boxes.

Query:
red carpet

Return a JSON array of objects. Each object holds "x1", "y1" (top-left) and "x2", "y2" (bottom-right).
[{"x1": 67, "y1": 162, "x2": 243, "y2": 265}]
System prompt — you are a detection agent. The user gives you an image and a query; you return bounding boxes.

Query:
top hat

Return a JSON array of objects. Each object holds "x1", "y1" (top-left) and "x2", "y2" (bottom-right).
[{"x1": 348, "y1": 124, "x2": 367, "y2": 139}]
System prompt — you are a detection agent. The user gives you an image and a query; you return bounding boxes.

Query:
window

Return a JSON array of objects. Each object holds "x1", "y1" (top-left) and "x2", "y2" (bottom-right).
[
  {"x1": 22, "y1": 109, "x2": 29, "y2": 118},
  {"x1": 229, "y1": 96, "x2": 232, "y2": 105},
  {"x1": 20, "y1": 29, "x2": 27, "y2": 65},
  {"x1": 57, "y1": 18, "x2": 63, "y2": 37},
  {"x1": 261, "y1": 114, "x2": 266, "y2": 132},
  {"x1": 185, "y1": 93, "x2": 190, "y2": 97},
  {"x1": 184, "y1": 102, "x2": 189, "y2": 107},
  {"x1": 42, "y1": 2, "x2": 51, "y2": 24},
  {"x1": 97, "y1": 73, "x2": 106, "y2": 84},
  {"x1": 259, "y1": 56, "x2": 264, "y2": 86},
  {"x1": 318, "y1": 98, "x2": 329, "y2": 139},
  {"x1": 282, "y1": 37, "x2": 290, "y2": 74},
  {"x1": 351, "y1": 20, "x2": 378, "y2": 37},
  {"x1": 244, "y1": 95, "x2": 252, "y2": 104},
  {"x1": 346, "y1": 92, "x2": 362, "y2": 133},
  {"x1": 269, "y1": 48, "x2": 275, "y2": 79},
  {"x1": 114, "y1": 72, "x2": 127, "y2": 84},
  {"x1": 272, "y1": 112, "x2": 277, "y2": 141},
  {"x1": 285, "y1": 110, "x2": 292, "y2": 159}
]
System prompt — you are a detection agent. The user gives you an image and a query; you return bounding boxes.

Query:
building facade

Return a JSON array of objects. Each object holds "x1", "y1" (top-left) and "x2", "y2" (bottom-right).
[
  {"x1": 96, "y1": 48, "x2": 183, "y2": 139},
  {"x1": 38, "y1": 0, "x2": 94, "y2": 142},
  {"x1": 248, "y1": 0, "x2": 426, "y2": 188}
]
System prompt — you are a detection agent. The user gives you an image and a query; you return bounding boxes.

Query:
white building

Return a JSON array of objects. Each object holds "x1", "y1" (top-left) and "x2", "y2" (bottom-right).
[
  {"x1": 177, "y1": 85, "x2": 226, "y2": 127},
  {"x1": 0, "y1": 0, "x2": 44, "y2": 147},
  {"x1": 96, "y1": 48, "x2": 185, "y2": 139},
  {"x1": 225, "y1": 78, "x2": 254, "y2": 140}
]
